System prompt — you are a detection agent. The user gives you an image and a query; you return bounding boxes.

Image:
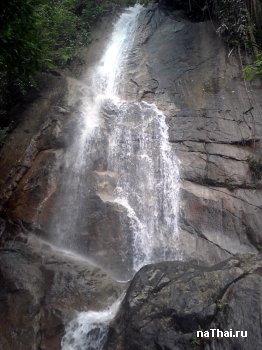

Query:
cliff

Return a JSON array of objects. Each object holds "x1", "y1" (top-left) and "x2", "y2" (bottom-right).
[{"x1": 0, "y1": 3, "x2": 261, "y2": 350}]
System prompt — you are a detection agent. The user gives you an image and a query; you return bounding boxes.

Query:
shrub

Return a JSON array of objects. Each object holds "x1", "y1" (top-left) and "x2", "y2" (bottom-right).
[
  {"x1": 0, "y1": 0, "x2": 112, "y2": 120},
  {"x1": 243, "y1": 52, "x2": 262, "y2": 80},
  {"x1": 248, "y1": 155, "x2": 262, "y2": 180}
]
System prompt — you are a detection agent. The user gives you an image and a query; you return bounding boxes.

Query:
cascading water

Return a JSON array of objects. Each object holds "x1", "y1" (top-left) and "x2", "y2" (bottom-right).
[
  {"x1": 61, "y1": 297, "x2": 123, "y2": 350},
  {"x1": 50, "y1": 4, "x2": 181, "y2": 349},
  {"x1": 107, "y1": 100, "x2": 180, "y2": 271},
  {"x1": 48, "y1": 5, "x2": 143, "y2": 254}
]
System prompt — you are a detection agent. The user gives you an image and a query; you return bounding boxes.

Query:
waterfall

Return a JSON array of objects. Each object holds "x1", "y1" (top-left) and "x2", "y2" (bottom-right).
[
  {"x1": 48, "y1": 5, "x2": 143, "y2": 252},
  {"x1": 107, "y1": 100, "x2": 180, "y2": 271},
  {"x1": 56, "y1": 4, "x2": 180, "y2": 349},
  {"x1": 96, "y1": 5, "x2": 141, "y2": 96},
  {"x1": 61, "y1": 297, "x2": 123, "y2": 350}
]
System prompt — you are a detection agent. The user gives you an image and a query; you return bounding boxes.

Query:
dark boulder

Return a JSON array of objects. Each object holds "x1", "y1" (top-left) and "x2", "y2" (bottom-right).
[
  {"x1": 106, "y1": 254, "x2": 262, "y2": 350},
  {"x1": 0, "y1": 237, "x2": 126, "y2": 350}
]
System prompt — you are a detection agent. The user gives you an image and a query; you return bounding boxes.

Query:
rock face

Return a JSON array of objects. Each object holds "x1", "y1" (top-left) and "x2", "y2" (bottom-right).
[
  {"x1": 1, "y1": 4, "x2": 261, "y2": 271},
  {"x1": 123, "y1": 4, "x2": 262, "y2": 263},
  {"x1": 0, "y1": 235, "x2": 125, "y2": 350},
  {"x1": 0, "y1": 11, "x2": 138, "y2": 281},
  {"x1": 106, "y1": 254, "x2": 262, "y2": 350},
  {"x1": 0, "y1": 13, "x2": 128, "y2": 350},
  {"x1": 102, "y1": 7, "x2": 262, "y2": 349}
]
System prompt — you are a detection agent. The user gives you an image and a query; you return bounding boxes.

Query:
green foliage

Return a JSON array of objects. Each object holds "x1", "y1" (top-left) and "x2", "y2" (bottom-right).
[
  {"x1": 166, "y1": 1, "x2": 261, "y2": 49},
  {"x1": 248, "y1": 155, "x2": 262, "y2": 180},
  {"x1": 216, "y1": 299, "x2": 228, "y2": 310},
  {"x1": 210, "y1": 0, "x2": 249, "y2": 46},
  {"x1": 190, "y1": 334, "x2": 201, "y2": 346},
  {"x1": 141, "y1": 0, "x2": 151, "y2": 5},
  {"x1": 115, "y1": 0, "x2": 137, "y2": 6},
  {"x1": 198, "y1": 177, "x2": 218, "y2": 187},
  {"x1": 35, "y1": 0, "x2": 103, "y2": 66},
  {"x1": 211, "y1": 0, "x2": 262, "y2": 49},
  {"x1": 0, "y1": 0, "x2": 119, "y2": 119},
  {"x1": 243, "y1": 52, "x2": 262, "y2": 80},
  {"x1": 226, "y1": 183, "x2": 237, "y2": 192},
  {"x1": 0, "y1": 0, "x2": 43, "y2": 111},
  {"x1": 0, "y1": 127, "x2": 9, "y2": 146}
]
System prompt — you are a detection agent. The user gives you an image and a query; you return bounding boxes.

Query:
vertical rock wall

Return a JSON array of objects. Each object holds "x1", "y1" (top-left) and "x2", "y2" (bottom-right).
[
  {"x1": 105, "y1": 5, "x2": 262, "y2": 350},
  {"x1": 123, "y1": 4, "x2": 262, "y2": 263}
]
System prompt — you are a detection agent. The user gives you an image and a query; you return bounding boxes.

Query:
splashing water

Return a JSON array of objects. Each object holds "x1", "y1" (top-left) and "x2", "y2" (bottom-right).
[
  {"x1": 107, "y1": 101, "x2": 180, "y2": 271},
  {"x1": 49, "y1": 3, "x2": 180, "y2": 273},
  {"x1": 96, "y1": 5, "x2": 142, "y2": 96},
  {"x1": 61, "y1": 297, "x2": 123, "y2": 350},
  {"x1": 48, "y1": 5, "x2": 144, "y2": 253}
]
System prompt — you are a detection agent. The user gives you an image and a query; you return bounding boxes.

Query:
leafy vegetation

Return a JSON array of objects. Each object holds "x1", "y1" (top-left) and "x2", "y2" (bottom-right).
[
  {"x1": 190, "y1": 334, "x2": 201, "y2": 346},
  {"x1": 248, "y1": 155, "x2": 262, "y2": 180},
  {"x1": 0, "y1": 0, "x2": 137, "y2": 124},
  {"x1": 212, "y1": 0, "x2": 250, "y2": 47},
  {"x1": 216, "y1": 299, "x2": 228, "y2": 310},
  {"x1": 212, "y1": 1, "x2": 262, "y2": 82},
  {"x1": 162, "y1": 1, "x2": 261, "y2": 47},
  {"x1": 0, "y1": 127, "x2": 9, "y2": 146},
  {"x1": 226, "y1": 183, "x2": 238, "y2": 192},
  {"x1": 243, "y1": 52, "x2": 262, "y2": 80},
  {"x1": 0, "y1": 0, "x2": 42, "y2": 119},
  {"x1": 1, "y1": 0, "x2": 261, "y2": 125},
  {"x1": 161, "y1": 1, "x2": 262, "y2": 80}
]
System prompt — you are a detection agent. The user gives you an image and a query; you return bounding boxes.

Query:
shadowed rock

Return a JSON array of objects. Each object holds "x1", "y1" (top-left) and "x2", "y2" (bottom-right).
[
  {"x1": 0, "y1": 236, "x2": 126, "y2": 350},
  {"x1": 106, "y1": 254, "x2": 262, "y2": 350}
]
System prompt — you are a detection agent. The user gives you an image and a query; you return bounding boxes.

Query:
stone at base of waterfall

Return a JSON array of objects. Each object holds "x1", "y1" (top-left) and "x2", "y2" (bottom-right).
[
  {"x1": 105, "y1": 254, "x2": 262, "y2": 350},
  {"x1": 0, "y1": 236, "x2": 126, "y2": 350}
]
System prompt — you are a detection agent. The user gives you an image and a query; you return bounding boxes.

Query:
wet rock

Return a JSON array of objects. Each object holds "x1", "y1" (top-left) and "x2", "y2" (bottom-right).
[
  {"x1": 179, "y1": 181, "x2": 262, "y2": 256},
  {"x1": 106, "y1": 254, "x2": 262, "y2": 350},
  {"x1": 167, "y1": 111, "x2": 259, "y2": 145},
  {"x1": 0, "y1": 237, "x2": 125, "y2": 350},
  {"x1": 0, "y1": 10, "x2": 133, "y2": 350},
  {"x1": 173, "y1": 142, "x2": 255, "y2": 187},
  {"x1": 0, "y1": 73, "x2": 68, "y2": 193},
  {"x1": 206, "y1": 154, "x2": 252, "y2": 186},
  {"x1": 173, "y1": 145, "x2": 208, "y2": 181},
  {"x1": 0, "y1": 218, "x2": 5, "y2": 238},
  {"x1": 125, "y1": 5, "x2": 262, "y2": 260},
  {"x1": 5, "y1": 149, "x2": 63, "y2": 225},
  {"x1": 67, "y1": 193, "x2": 135, "y2": 280},
  {"x1": 36, "y1": 119, "x2": 66, "y2": 151},
  {"x1": 178, "y1": 228, "x2": 231, "y2": 265}
]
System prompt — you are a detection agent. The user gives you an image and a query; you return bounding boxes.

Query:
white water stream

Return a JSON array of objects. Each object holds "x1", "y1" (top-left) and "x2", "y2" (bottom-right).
[
  {"x1": 57, "y1": 4, "x2": 180, "y2": 349},
  {"x1": 107, "y1": 100, "x2": 180, "y2": 271},
  {"x1": 61, "y1": 297, "x2": 123, "y2": 350}
]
